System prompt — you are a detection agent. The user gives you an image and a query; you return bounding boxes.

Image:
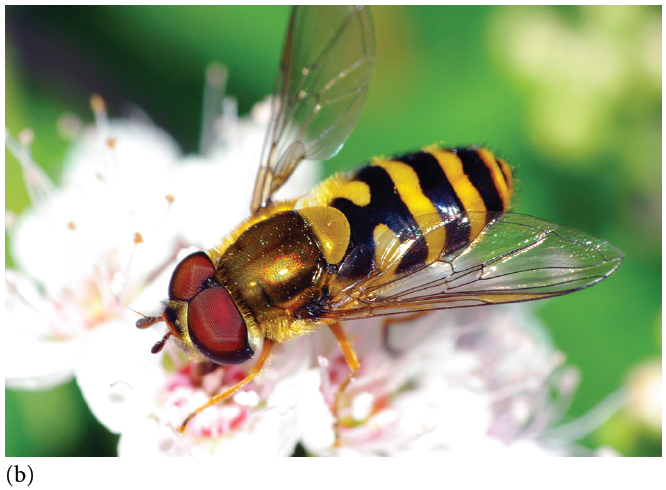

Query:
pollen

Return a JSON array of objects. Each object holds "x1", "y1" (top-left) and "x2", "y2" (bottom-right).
[{"x1": 90, "y1": 93, "x2": 106, "y2": 113}]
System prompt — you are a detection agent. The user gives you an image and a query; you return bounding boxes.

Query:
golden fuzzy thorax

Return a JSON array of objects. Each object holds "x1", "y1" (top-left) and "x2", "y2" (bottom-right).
[
  {"x1": 208, "y1": 199, "x2": 338, "y2": 345},
  {"x1": 209, "y1": 199, "x2": 298, "y2": 264}
]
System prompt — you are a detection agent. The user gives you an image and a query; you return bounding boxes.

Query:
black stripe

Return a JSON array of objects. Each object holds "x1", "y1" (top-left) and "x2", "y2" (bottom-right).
[
  {"x1": 332, "y1": 165, "x2": 427, "y2": 278},
  {"x1": 394, "y1": 151, "x2": 470, "y2": 256},
  {"x1": 456, "y1": 148, "x2": 504, "y2": 212},
  {"x1": 393, "y1": 151, "x2": 464, "y2": 219},
  {"x1": 396, "y1": 236, "x2": 427, "y2": 274}
]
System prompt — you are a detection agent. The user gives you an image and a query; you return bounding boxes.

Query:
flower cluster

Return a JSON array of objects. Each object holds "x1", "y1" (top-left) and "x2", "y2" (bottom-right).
[
  {"x1": 294, "y1": 308, "x2": 579, "y2": 456},
  {"x1": 7, "y1": 90, "x2": 596, "y2": 457}
]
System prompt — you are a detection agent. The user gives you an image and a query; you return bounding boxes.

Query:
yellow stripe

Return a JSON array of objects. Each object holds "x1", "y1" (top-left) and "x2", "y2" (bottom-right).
[
  {"x1": 497, "y1": 158, "x2": 514, "y2": 202},
  {"x1": 427, "y1": 148, "x2": 487, "y2": 239},
  {"x1": 372, "y1": 223, "x2": 404, "y2": 289},
  {"x1": 373, "y1": 223, "x2": 397, "y2": 272},
  {"x1": 374, "y1": 160, "x2": 446, "y2": 263},
  {"x1": 477, "y1": 148, "x2": 513, "y2": 209},
  {"x1": 335, "y1": 180, "x2": 371, "y2": 206},
  {"x1": 372, "y1": 223, "x2": 412, "y2": 288}
]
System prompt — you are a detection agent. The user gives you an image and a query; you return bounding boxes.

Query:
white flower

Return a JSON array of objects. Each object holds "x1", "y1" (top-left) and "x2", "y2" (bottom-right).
[
  {"x1": 7, "y1": 74, "x2": 606, "y2": 458},
  {"x1": 293, "y1": 306, "x2": 580, "y2": 456},
  {"x1": 5, "y1": 84, "x2": 320, "y2": 456},
  {"x1": 83, "y1": 319, "x2": 312, "y2": 457},
  {"x1": 6, "y1": 117, "x2": 185, "y2": 390},
  {"x1": 625, "y1": 360, "x2": 661, "y2": 432}
]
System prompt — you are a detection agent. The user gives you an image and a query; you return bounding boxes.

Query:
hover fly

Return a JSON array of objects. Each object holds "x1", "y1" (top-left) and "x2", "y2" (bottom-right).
[{"x1": 137, "y1": 5, "x2": 623, "y2": 434}]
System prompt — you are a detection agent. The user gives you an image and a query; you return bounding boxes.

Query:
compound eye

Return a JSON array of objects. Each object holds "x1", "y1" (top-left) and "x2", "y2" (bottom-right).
[
  {"x1": 169, "y1": 251, "x2": 216, "y2": 301},
  {"x1": 187, "y1": 286, "x2": 254, "y2": 365}
]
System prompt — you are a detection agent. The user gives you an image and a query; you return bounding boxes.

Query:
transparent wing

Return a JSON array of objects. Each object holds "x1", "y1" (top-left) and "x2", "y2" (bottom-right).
[
  {"x1": 322, "y1": 212, "x2": 624, "y2": 320},
  {"x1": 252, "y1": 5, "x2": 375, "y2": 212}
]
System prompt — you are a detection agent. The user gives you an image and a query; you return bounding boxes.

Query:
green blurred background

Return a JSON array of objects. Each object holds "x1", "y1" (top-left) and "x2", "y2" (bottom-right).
[{"x1": 5, "y1": 6, "x2": 661, "y2": 456}]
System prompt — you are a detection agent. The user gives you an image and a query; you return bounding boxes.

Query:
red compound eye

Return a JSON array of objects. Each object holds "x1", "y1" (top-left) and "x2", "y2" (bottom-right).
[
  {"x1": 187, "y1": 286, "x2": 254, "y2": 365},
  {"x1": 169, "y1": 251, "x2": 216, "y2": 301}
]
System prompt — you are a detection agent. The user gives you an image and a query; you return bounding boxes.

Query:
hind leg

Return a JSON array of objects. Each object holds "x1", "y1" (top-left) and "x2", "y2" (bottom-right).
[{"x1": 327, "y1": 322, "x2": 360, "y2": 446}]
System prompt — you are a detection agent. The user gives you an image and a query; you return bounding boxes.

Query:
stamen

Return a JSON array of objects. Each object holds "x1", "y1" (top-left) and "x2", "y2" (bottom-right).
[
  {"x1": 5, "y1": 128, "x2": 55, "y2": 207},
  {"x1": 90, "y1": 94, "x2": 122, "y2": 186},
  {"x1": 90, "y1": 93, "x2": 109, "y2": 131},
  {"x1": 157, "y1": 194, "x2": 175, "y2": 229},
  {"x1": 219, "y1": 97, "x2": 238, "y2": 145},
  {"x1": 543, "y1": 388, "x2": 627, "y2": 441},
  {"x1": 102, "y1": 132, "x2": 122, "y2": 185},
  {"x1": 118, "y1": 231, "x2": 145, "y2": 301},
  {"x1": 199, "y1": 62, "x2": 228, "y2": 155}
]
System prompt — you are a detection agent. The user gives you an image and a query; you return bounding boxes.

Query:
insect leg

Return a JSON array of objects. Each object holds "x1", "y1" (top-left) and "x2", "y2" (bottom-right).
[
  {"x1": 177, "y1": 338, "x2": 275, "y2": 434},
  {"x1": 381, "y1": 311, "x2": 431, "y2": 357},
  {"x1": 327, "y1": 322, "x2": 360, "y2": 446}
]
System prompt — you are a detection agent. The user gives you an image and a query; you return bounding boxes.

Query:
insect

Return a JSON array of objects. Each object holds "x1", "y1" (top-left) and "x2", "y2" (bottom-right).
[{"x1": 137, "y1": 5, "x2": 623, "y2": 435}]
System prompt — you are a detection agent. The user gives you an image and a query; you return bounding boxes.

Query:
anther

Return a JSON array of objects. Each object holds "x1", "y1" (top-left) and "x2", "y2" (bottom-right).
[{"x1": 90, "y1": 94, "x2": 106, "y2": 114}]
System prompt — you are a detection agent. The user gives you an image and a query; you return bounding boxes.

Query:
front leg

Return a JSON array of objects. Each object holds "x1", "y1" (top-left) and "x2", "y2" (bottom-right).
[{"x1": 177, "y1": 339, "x2": 275, "y2": 434}]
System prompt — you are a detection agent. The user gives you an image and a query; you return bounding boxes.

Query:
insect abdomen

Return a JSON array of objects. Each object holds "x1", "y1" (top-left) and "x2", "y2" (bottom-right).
[{"x1": 321, "y1": 146, "x2": 513, "y2": 279}]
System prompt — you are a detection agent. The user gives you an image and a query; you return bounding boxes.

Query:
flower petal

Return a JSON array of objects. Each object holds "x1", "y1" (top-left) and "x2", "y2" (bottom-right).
[{"x1": 75, "y1": 321, "x2": 166, "y2": 434}]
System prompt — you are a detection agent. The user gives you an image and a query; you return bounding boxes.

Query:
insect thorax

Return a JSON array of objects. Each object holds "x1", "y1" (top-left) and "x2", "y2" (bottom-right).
[{"x1": 214, "y1": 210, "x2": 329, "y2": 342}]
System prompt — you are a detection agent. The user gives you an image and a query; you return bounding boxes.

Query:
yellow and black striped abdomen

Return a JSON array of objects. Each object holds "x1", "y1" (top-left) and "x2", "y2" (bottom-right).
[{"x1": 305, "y1": 146, "x2": 513, "y2": 280}]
